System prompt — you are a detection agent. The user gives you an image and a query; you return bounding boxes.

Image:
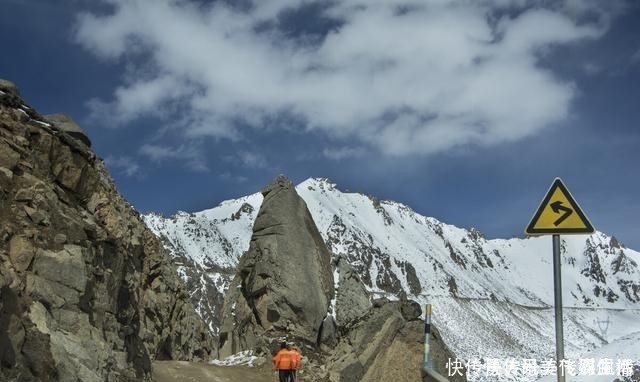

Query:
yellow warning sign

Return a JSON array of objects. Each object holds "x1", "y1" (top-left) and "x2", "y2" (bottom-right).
[{"x1": 526, "y1": 178, "x2": 594, "y2": 235}]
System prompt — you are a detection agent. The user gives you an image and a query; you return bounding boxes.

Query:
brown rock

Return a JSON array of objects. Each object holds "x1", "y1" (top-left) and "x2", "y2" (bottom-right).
[
  {"x1": 8, "y1": 236, "x2": 35, "y2": 272},
  {"x1": 45, "y1": 113, "x2": 92, "y2": 147},
  {"x1": 335, "y1": 257, "x2": 371, "y2": 326},
  {"x1": 0, "y1": 141, "x2": 20, "y2": 169},
  {"x1": 26, "y1": 274, "x2": 75, "y2": 309},
  {"x1": 32, "y1": 247, "x2": 86, "y2": 292},
  {"x1": 54, "y1": 234, "x2": 67, "y2": 244},
  {"x1": 14, "y1": 188, "x2": 33, "y2": 202},
  {"x1": 0, "y1": 80, "x2": 211, "y2": 380},
  {"x1": 218, "y1": 175, "x2": 334, "y2": 357},
  {"x1": 24, "y1": 206, "x2": 46, "y2": 225},
  {"x1": 328, "y1": 300, "x2": 466, "y2": 382},
  {"x1": 0, "y1": 167, "x2": 13, "y2": 188},
  {"x1": 0, "y1": 79, "x2": 20, "y2": 97}
]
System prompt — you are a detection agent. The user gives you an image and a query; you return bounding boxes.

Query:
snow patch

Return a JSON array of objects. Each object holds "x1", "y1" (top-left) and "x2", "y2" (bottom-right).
[{"x1": 209, "y1": 350, "x2": 263, "y2": 367}]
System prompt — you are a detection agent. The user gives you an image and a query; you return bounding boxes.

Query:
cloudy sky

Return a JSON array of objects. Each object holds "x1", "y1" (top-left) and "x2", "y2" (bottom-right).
[{"x1": 2, "y1": 0, "x2": 639, "y2": 247}]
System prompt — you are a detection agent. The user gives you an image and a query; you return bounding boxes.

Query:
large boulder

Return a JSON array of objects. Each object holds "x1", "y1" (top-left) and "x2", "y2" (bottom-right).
[
  {"x1": 44, "y1": 113, "x2": 92, "y2": 147},
  {"x1": 218, "y1": 175, "x2": 334, "y2": 357},
  {"x1": 0, "y1": 80, "x2": 211, "y2": 381}
]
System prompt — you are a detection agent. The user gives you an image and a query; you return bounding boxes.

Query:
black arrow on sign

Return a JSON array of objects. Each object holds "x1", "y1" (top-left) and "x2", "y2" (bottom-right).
[{"x1": 550, "y1": 201, "x2": 573, "y2": 226}]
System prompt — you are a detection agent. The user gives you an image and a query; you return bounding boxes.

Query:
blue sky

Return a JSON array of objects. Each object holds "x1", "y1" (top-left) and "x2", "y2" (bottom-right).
[{"x1": 1, "y1": 0, "x2": 639, "y2": 248}]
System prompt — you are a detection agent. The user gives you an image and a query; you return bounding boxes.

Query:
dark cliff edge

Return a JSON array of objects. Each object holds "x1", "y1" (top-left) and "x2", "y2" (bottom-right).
[{"x1": 0, "y1": 80, "x2": 212, "y2": 381}]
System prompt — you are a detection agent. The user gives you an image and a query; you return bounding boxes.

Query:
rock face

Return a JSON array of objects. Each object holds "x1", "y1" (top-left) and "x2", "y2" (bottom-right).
[
  {"x1": 327, "y1": 298, "x2": 465, "y2": 382},
  {"x1": 218, "y1": 175, "x2": 334, "y2": 357},
  {"x1": 0, "y1": 80, "x2": 211, "y2": 381},
  {"x1": 334, "y1": 256, "x2": 371, "y2": 327},
  {"x1": 44, "y1": 113, "x2": 92, "y2": 147}
]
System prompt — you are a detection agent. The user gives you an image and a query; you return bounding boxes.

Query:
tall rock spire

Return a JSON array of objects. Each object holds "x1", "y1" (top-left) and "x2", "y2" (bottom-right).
[{"x1": 218, "y1": 174, "x2": 334, "y2": 356}]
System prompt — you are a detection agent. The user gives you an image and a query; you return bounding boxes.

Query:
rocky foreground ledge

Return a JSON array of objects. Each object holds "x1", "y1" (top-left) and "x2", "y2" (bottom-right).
[{"x1": 0, "y1": 80, "x2": 212, "y2": 381}]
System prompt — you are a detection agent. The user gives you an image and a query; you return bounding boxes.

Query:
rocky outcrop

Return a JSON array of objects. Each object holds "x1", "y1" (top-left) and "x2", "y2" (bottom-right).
[
  {"x1": 334, "y1": 256, "x2": 371, "y2": 327},
  {"x1": 0, "y1": 80, "x2": 211, "y2": 381},
  {"x1": 218, "y1": 175, "x2": 334, "y2": 357},
  {"x1": 211, "y1": 176, "x2": 463, "y2": 382},
  {"x1": 0, "y1": 80, "x2": 19, "y2": 97},
  {"x1": 44, "y1": 113, "x2": 92, "y2": 147},
  {"x1": 326, "y1": 298, "x2": 465, "y2": 382}
]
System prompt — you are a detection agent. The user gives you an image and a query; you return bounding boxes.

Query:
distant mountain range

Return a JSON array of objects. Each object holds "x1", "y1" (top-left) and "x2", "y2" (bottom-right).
[{"x1": 143, "y1": 177, "x2": 640, "y2": 381}]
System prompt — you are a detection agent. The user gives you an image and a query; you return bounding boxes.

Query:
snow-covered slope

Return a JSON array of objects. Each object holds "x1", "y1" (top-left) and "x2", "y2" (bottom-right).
[
  {"x1": 537, "y1": 331, "x2": 640, "y2": 382},
  {"x1": 143, "y1": 193, "x2": 260, "y2": 334},
  {"x1": 143, "y1": 177, "x2": 640, "y2": 381}
]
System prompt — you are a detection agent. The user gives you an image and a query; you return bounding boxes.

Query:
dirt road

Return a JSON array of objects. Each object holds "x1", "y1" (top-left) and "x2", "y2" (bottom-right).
[{"x1": 153, "y1": 361, "x2": 297, "y2": 382}]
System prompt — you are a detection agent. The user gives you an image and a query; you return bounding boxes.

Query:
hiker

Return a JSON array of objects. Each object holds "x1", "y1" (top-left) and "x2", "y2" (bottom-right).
[
  {"x1": 290, "y1": 343, "x2": 302, "y2": 382},
  {"x1": 273, "y1": 341, "x2": 295, "y2": 382}
]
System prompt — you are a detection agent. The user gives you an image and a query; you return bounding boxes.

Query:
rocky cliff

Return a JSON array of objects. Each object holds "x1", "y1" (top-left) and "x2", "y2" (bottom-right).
[{"x1": 0, "y1": 80, "x2": 211, "y2": 381}]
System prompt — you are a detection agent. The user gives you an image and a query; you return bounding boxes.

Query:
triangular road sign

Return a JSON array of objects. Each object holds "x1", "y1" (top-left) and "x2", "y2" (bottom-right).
[{"x1": 526, "y1": 178, "x2": 595, "y2": 235}]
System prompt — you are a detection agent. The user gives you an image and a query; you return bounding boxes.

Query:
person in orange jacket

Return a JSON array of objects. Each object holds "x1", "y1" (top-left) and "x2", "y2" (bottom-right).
[
  {"x1": 273, "y1": 342, "x2": 294, "y2": 382},
  {"x1": 290, "y1": 344, "x2": 302, "y2": 382}
]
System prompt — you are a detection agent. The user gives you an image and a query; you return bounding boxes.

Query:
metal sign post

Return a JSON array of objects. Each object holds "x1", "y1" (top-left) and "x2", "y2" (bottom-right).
[
  {"x1": 526, "y1": 178, "x2": 595, "y2": 382},
  {"x1": 552, "y1": 234, "x2": 565, "y2": 382}
]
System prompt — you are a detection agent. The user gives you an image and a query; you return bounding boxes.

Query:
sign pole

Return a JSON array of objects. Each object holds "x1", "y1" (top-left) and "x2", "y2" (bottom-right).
[
  {"x1": 423, "y1": 304, "x2": 432, "y2": 371},
  {"x1": 552, "y1": 234, "x2": 565, "y2": 382},
  {"x1": 526, "y1": 178, "x2": 594, "y2": 382}
]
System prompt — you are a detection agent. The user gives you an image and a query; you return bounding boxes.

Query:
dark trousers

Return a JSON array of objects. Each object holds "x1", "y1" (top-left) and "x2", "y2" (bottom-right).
[{"x1": 279, "y1": 370, "x2": 293, "y2": 382}]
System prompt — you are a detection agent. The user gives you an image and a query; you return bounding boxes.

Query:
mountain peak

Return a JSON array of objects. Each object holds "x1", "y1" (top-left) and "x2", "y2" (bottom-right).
[{"x1": 261, "y1": 174, "x2": 294, "y2": 195}]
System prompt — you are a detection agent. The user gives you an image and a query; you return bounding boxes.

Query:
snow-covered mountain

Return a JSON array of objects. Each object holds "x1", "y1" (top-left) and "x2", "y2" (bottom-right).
[{"x1": 143, "y1": 177, "x2": 640, "y2": 381}]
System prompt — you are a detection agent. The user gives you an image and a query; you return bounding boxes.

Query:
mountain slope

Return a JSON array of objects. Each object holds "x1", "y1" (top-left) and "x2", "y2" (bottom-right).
[{"x1": 143, "y1": 177, "x2": 640, "y2": 380}]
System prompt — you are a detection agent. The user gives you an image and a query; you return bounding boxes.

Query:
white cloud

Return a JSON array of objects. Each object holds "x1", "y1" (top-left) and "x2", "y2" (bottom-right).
[
  {"x1": 139, "y1": 143, "x2": 208, "y2": 172},
  {"x1": 323, "y1": 146, "x2": 366, "y2": 160},
  {"x1": 75, "y1": 0, "x2": 612, "y2": 157},
  {"x1": 237, "y1": 151, "x2": 268, "y2": 169},
  {"x1": 219, "y1": 172, "x2": 249, "y2": 183},
  {"x1": 632, "y1": 48, "x2": 640, "y2": 65},
  {"x1": 583, "y1": 62, "x2": 601, "y2": 75},
  {"x1": 104, "y1": 155, "x2": 140, "y2": 177},
  {"x1": 222, "y1": 151, "x2": 269, "y2": 168}
]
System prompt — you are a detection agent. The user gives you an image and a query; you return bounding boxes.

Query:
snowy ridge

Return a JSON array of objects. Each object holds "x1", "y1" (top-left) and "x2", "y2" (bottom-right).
[
  {"x1": 144, "y1": 192, "x2": 261, "y2": 269},
  {"x1": 143, "y1": 177, "x2": 640, "y2": 381},
  {"x1": 296, "y1": 178, "x2": 639, "y2": 309}
]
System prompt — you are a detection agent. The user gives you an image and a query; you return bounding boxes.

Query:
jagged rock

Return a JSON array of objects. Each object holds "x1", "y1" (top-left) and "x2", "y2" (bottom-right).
[
  {"x1": 218, "y1": 175, "x2": 334, "y2": 357},
  {"x1": 14, "y1": 188, "x2": 33, "y2": 202},
  {"x1": 0, "y1": 82, "x2": 211, "y2": 380},
  {"x1": 334, "y1": 256, "x2": 371, "y2": 326},
  {"x1": 0, "y1": 141, "x2": 20, "y2": 169},
  {"x1": 319, "y1": 315, "x2": 338, "y2": 348},
  {"x1": 403, "y1": 261, "x2": 422, "y2": 295},
  {"x1": 327, "y1": 300, "x2": 465, "y2": 382},
  {"x1": 24, "y1": 206, "x2": 46, "y2": 225},
  {"x1": 32, "y1": 246, "x2": 86, "y2": 292},
  {"x1": 0, "y1": 166, "x2": 13, "y2": 189},
  {"x1": 45, "y1": 113, "x2": 92, "y2": 147},
  {"x1": 400, "y1": 299, "x2": 422, "y2": 321},
  {"x1": 0, "y1": 79, "x2": 20, "y2": 96},
  {"x1": 8, "y1": 236, "x2": 35, "y2": 272}
]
